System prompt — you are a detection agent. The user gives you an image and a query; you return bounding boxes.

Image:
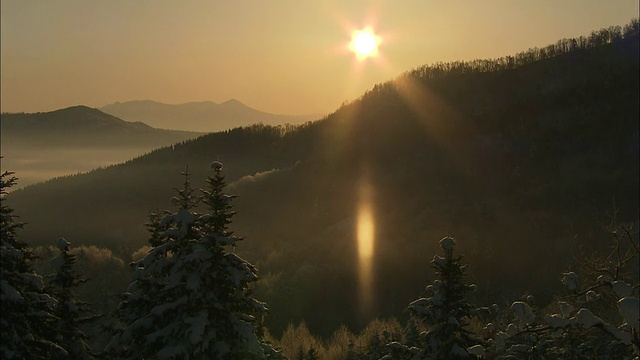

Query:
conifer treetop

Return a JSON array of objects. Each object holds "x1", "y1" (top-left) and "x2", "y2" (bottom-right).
[{"x1": 440, "y1": 236, "x2": 456, "y2": 253}]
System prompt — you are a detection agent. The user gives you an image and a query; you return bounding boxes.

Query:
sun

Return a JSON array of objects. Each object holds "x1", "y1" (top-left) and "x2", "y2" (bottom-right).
[{"x1": 349, "y1": 27, "x2": 380, "y2": 60}]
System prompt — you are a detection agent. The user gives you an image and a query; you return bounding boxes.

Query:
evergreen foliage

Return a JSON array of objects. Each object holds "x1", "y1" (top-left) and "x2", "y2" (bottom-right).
[
  {"x1": 388, "y1": 237, "x2": 481, "y2": 359},
  {"x1": 201, "y1": 161, "x2": 237, "y2": 237},
  {"x1": 0, "y1": 170, "x2": 66, "y2": 359},
  {"x1": 48, "y1": 237, "x2": 99, "y2": 359},
  {"x1": 402, "y1": 19, "x2": 639, "y2": 82},
  {"x1": 482, "y1": 220, "x2": 639, "y2": 359},
  {"x1": 110, "y1": 164, "x2": 279, "y2": 359}
]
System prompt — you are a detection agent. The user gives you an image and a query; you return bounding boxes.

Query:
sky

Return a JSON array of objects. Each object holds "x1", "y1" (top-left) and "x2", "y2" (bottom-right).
[{"x1": 1, "y1": 1, "x2": 638, "y2": 116}]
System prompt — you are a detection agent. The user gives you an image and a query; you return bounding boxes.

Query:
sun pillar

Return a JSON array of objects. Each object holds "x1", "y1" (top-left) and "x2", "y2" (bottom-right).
[{"x1": 356, "y1": 175, "x2": 375, "y2": 316}]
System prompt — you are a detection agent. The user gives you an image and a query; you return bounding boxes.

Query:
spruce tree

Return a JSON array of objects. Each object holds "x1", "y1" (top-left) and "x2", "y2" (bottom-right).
[
  {"x1": 110, "y1": 167, "x2": 202, "y2": 358},
  {"x1": 48, "y1": 237, "x2": 98, "y2": 359},
  {"x1": 201, "y1": 161, "x2": 237, "y2": 236},
  {"x1": 111, "y1": 164, "x2": 279, "y2": 359},
  {"x1": 199, "y1": 161, "x2": 278, "y2": 358},
  {"x1": 391, "y1": 237, "x2": 481, "y2": 359},
  {"x1": 0, "y1": 170, "x2": 65, "y2": 359}
]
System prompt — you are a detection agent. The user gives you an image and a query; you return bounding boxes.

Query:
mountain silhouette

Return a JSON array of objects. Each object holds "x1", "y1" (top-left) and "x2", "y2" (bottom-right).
[
  {"x1": 0, "y1": 106, "x2": 201, "y2": 187},
  {"x1": 100, "y1": 99, "x2": 319, "y2": 132},
  {"x1": 1, "y1": 105, "x2": 200, "y2": 145}
]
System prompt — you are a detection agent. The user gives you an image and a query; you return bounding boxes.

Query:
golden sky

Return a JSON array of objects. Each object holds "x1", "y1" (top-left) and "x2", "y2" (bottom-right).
[{"x1": 1, "y1": 0, "x2": 637, "y2": 116}]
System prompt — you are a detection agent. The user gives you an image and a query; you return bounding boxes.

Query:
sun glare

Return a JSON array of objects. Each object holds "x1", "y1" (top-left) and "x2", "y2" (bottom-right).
[
  {"x1": 349, "y1": 27, "x2": 380, "y2": 60},
  {"x1": 356, "y1": 177, "x2": 375, "y2": 316}
]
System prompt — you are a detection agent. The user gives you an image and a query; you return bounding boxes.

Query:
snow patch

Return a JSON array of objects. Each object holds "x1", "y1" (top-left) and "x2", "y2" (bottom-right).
[
  {"x1": 544, "y1": 314, "x2": 573, "y2": 328},
  {"x1": 559, "y1": 301, "x2": 574, "y2": 317},
  {"x1": 55, "y1": 237, "x2": 70, "y2": 251},
  {"x1": 51, "y1": 256, "x2": 65, "y2": 270},
  {"x1": 211, "y1": 161, "x2": 223, "y2": 170},
  {"x1": 511, "y1": 301, "x2": 535, "y2": 329},
  {"x1": 494, "y1": 332, "x2": 509, "y2": 351},
  {"x1": 433, "y1": 255, "x2": 447, "y2": 267},
  {"x1": 562, "y1": 272, "x2": 578, "y2": 290},
  {"x1": 65, "y1": 300, "x2": 78, "y2": 313},
  {"x1": 574, "y1": 308, "x2": 604, "y2": 328},
  {"x1": 507, "y1": 344, "x2": 530, "y2": 354},
  {"x1": 612, "y1": 280, "x2": 633, "y2": 298},
  {"x1": 451, "y1": 344, "x2": 468, "y2": 357},
  {"x1": 162, "y1": 209, "x2": 197, "y2": 237},
  {"x1": 618, "y1": 297, "x2": 639, "y2": 332},
  {"x1": 597, "y1": 274, "x2": 612, "y2": 285},
  {"x1": 447, "y1": 316, "x2": 460, "y2": 327},
  {"x1": 186, "y1": 273, "x2": 201, "y2": 290},
  {"x1": 586, "y1": 290, "x2": 600, "y2": 302},
  {"x1": 26, "y1": 273, "x2": 45, "y2": 291},
  {"x1": 467, "y1": 344, "x2": 486, "y2": 358},
  {"x1": 1, "y1": 280, "x2": 21, "y2": 302},
  {"x1": 439, "y1": 236, "x2": 456, "y2": 252},
  {"x1": 185, "y1": 310, "x2": 209, "y2": 345},
  {"x1": 150, "y1": 296, "x2": 187, "y2": 316},
  {"x1": 157, "y1": 344, "x2": 187, "y2": 360}
]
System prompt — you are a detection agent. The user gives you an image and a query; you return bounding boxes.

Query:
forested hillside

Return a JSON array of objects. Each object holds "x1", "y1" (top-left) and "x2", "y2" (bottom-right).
[{"x1": 5, "y1": 20, "x2": 639, "y2": 348}]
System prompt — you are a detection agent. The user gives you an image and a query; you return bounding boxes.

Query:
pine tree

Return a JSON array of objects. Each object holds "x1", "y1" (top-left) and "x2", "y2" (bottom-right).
[
  {"x1": 394, "y1": 237, "x2": 481, "y2": 359},
  {"x1": 111, "y1": 164, "x2": 280, "y2": 359},
  {"x1": 48, "y1": 237, "x2": 99, "y2": 359},
  {"x1": 0, "y1": 170, "x2": 65, "y2": 359}
]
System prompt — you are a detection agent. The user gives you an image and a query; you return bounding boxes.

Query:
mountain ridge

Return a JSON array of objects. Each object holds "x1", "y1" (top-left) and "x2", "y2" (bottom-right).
[
  {"x1": 100, "y1": 99, "x2": 320, "y2": 132},
  {"x1": 0, "y1": 105, "x2": 200, "y2": 144},
  {"x1": 2, "y1": 105, "x2": 153, "y2": 132},
  {"x1": 0, "y1": 105, "x2": 203, "y2": 188}
]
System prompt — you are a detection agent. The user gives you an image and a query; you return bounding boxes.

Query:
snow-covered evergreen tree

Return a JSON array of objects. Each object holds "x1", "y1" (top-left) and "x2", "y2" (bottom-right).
[
  {"x1": 198, "y1": 161, "x2": 279, "y2": 358},
  {"x1": 110, "y1": 164, "x2": 279, "y2": 359},
  {"x1": 483, "y1": 220, "x2": 638, "y2": 359},
  {"x1": 49, "y1": 237, "x2": 98, "y2": 359},
  {"x1": 388, "y1": 236, "x2": 481, "y2": 359},
  {"x1": 0, "y1": 170, "x2": 66, "y2": 359}
]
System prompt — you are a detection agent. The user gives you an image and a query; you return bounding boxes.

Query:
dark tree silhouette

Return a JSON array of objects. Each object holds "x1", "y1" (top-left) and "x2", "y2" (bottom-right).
[{"x1": 0, "y1": 170, "x2": 65, "y2": 359}]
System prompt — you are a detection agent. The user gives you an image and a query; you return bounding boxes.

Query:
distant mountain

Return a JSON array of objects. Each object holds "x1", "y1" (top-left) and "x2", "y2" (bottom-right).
[
  {"x1": 100, "y1": 99, "x2": 320, "y2": 132},
  {"x1": 6, "y1": 25, "x2": 639, "y2": 337},
  {"x1": 0, "y1": 106, "x2": 202, "y2": 187},
  {"x1": 1, "y1": 105, "x2": 200, "y2": 146}
]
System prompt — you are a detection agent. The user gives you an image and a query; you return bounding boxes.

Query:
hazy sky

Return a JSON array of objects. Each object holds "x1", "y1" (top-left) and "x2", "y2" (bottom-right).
[{"x1": 1, "y1": 1, "x2": 637, "y2": 116}]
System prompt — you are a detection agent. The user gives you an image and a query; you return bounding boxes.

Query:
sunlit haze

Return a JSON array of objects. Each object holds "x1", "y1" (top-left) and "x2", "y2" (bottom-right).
[{"x1": 1, "y1": 1, "x2": 637, "y2": 115}]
